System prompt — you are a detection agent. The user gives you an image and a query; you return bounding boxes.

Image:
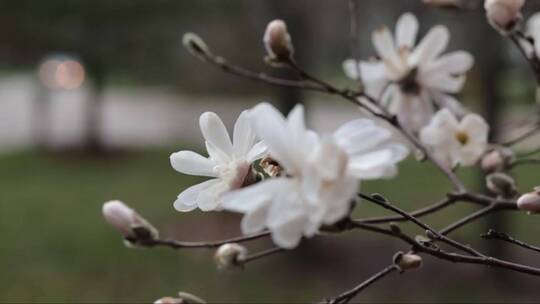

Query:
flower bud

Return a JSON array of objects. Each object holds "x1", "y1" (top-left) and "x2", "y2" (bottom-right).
[
  {"x1": 263, "y1": 20, "x2": 294, "y2": 64},
  {"x1": 481, "y1": 147, "x2": 515, "y2": 173},
  {"x1": 214, "y1": 243, "x2": 248, "y2": 270},
  {"x1": 102, "y1": 200, "x2": 159, "y2": 244},
  {"x1": 182, "y1": 33, "x2": 212, "y2": 62},
  {"x1": 486, "y1": 172, "x2": 517, "y2": 197},
  {"x1": 393, "y1": 252, "x2": 423, "y2": 271},
  {"x1": 517, "y1": 189, "x2": 540, "y2": 213},
  {"x1": 484, "y1": 0, "x2": 525, "y2": 34}
]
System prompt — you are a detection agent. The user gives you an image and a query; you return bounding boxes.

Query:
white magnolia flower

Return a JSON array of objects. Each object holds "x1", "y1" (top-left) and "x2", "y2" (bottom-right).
[
  {"x1": 170, "y1": 111, "x2": 267, "y2": 212},
  {"x1": 485, "y1": 0, "x2": 525, "y2": 34},
  {"x1": 420, "y1": 109, "x2": 489, "y2": 168},
  {"x1": 222, "y1": 103, "x2": 408, "y2": 249},
  {"x1": 343, "y1": 12, "x2": 474, "y2": 131}
]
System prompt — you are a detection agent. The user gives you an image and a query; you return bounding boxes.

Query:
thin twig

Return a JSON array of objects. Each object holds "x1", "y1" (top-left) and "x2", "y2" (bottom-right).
[
  {"x1": 482, "y1": 229, "x2": 540, "y2": 253},
  {"x1": 439, "y1": 204, "x2": 497, "y2": 235},
  {"x1": 503, "y1": 122, "x2": 540, "y2": 147},
  {"x1": 244, "y1": 247, "x2": 284, "y2": 263},
  {"x1": 324, "y1": 264, "x2": 398, "y2": 304},
  {"x1": 511, "y1": 157, "x2": 540, "y2": 168},
  {"x1": 147, "y1": 231, "x2": 270, "y2": 249}
]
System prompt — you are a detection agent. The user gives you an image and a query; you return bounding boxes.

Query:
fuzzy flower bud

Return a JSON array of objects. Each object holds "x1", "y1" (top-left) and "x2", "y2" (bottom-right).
[
  {"x1": 102, "y1": 200, "x2": 159, "y2": 244},
  {"x1": 484, "y1": 0, "x2": 525, "y2": 34},
  {"x1": 393, "y1": 252, "x2": 423, "y2": 271},
  {"x1": 517, "y1": 187, "x2": 540, "y2": 213},
  {"x1": 263, "y1": 20, "x2": 294, "y2": 65},
  {"x1": 182, "y1": 33, "x2": 212, "y2": 62},
  {"x1": 480, "y1": 147, "x2": 515, "y2": 173},
  {"x1": 214, "y1": 243, "x2": 248, "y2": 270},
  {"x1": 486, "y1": 172, "x2": 517, "y2": 197}
]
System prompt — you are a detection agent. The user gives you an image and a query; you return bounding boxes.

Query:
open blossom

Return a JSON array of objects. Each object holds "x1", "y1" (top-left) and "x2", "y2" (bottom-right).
[
  {"x1": 420, "y1": 109, "x2": 489, "y2": 168},
  {"x1": 170, "y1": 111, "x2": 267, "y2": 212},
  {"x1": 222, "y1": 103, "x2": 408, "y2": 249},
  {"x1": 343, "y1": 12, "x2": 473, "y2": 131},
  {"x1": 485, "y1": 0, "x2": 525, "y2": 34}
]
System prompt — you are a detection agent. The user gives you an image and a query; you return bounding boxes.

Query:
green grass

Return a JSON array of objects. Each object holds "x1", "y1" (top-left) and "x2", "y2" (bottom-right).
[{"x1": 0, "y1": 149, "x2": 539, "y2": 302}]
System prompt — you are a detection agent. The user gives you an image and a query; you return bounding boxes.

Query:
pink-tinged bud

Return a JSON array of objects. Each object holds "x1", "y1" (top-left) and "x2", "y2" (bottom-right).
[
  {"x1": 517, "y1": 190, "x2": 540, "y2": 213},
  {"x1": 214, "y1": 243, "x2": 248, "y2": 270},
  {"x1": 486, "y1": 172, "x2": 517, "y2": 197},
  {"x1": 102, "y1": 200, "x2": 158, "y2": 242},
  {"x1": 393, "y1": 251, "x2": 422, "y2": 271},
  {"x1": 481, "y1": 147, "x2": 514, "y2": 173},
  {"x1": 485, "y1": 0, "x2": 525, "y2": 34},
  {"x1": 154, "y1": 292, "x2": 206, "y2": 304},
  {"x1": 263, "y1": 20, "x2": 294, "y2": 64}
]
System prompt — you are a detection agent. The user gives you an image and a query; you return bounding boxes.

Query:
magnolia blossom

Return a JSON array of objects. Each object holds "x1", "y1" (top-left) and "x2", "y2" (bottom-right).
[
  {"x1": 222, "y1": 103, "x2": 408, "y2": 249},
  {"x1": 420, "y1": 109, "x2": 489, "y2": 168},
  {"x1": 343, "y1": 12, "x2": 474, "y2": 131},
  {"x1": 170, "y1": 111, "x2": 267, "y2": 212},
  {"x1": 485, "y1": 0, "x2": 525, "y2": 34}
]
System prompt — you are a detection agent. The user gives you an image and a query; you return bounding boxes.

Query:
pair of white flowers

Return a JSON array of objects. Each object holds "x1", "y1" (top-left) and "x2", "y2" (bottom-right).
[{"x1": 171, "y1": 103, "x2": 408, "y2": 248}]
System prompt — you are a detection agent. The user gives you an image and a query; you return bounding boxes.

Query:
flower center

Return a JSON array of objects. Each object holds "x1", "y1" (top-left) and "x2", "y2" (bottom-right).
[
  {"x1": 215, "y1": 160, "x2": 251, "y2": 189},
  {"x1": 455, "y1": 131, "x2": 469, "y2": 145},
  {"x1": 398, "y1": 67, "x2": 420, "y2": 95}
]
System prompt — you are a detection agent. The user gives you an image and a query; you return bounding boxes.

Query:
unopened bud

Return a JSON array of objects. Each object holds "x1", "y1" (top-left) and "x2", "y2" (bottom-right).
[
  {"x1": 517, "y1": 188, "x2": 540, "y2": 214},
  {"x1": 263, "y1": 20, "x2": 294, "y2": 65},
  {"x1": 422, "y1": 0, "x2": 462, "y2": 9},
  {"x1": 485, "y1": 0, "x2": 525, "y2": 35},
  {"x1": 486, "y1": 172, "x2": 517, "y2": 197},
  {"x1": 214, "y1": 243, "x2": 248, "y2": 270},
  {"x1": 393, "y1": 252, "x2": 423, "y2": 271},
  {"x1": 102, "y1": 200, "x2": 159, "y2": 244},
  {"x1": 481, "y1": 147, "x2": 515, "y2": 173},
  {"x1": 154, "y1": 292, "x2": 206, "y2": 304},
  {"x1": 182, "y1": 33, "x2": 212, "y2": 61}
]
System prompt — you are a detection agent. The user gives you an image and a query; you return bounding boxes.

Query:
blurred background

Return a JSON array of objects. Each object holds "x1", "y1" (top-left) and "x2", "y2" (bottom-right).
[{"x1": 1, "y1": 0, "x2": 540, "y2": 302}]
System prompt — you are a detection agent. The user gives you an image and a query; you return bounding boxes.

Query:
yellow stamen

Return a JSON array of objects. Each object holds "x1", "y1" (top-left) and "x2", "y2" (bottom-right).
[{"x1": 455, "y1": 131, "x2": 469, "y2": 145}]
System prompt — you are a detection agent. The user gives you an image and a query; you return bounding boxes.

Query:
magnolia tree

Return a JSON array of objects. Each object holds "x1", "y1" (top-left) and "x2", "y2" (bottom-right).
[{"x1": 102, "y1": 0, "x2": 540, "y2": 303}]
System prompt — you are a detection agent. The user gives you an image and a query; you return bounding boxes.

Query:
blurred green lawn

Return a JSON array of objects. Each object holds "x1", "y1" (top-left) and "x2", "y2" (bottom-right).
[{"x1": 0, "y1": 149, "x2": 539, "y2": 302}]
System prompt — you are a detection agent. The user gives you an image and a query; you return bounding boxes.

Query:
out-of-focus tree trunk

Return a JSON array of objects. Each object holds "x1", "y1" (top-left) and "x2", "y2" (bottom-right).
[{"x1": 83, "y1": 57, "x2": 105, "y2": 153}]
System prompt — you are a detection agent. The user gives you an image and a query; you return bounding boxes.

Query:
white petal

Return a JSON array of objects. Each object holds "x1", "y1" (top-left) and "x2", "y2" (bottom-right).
[
  {"x1": 233, "y1": 110, "x2": 256, "y2": 158},
  {"x1": 430, "y1": 91, "x2": 466, "y2": 117},
  {"x1": 410, "y1": 25, "x2": 450, "y2": 65},
  {"x1": 205, "y1": 141, "x2": 229, "y2": 164},
  {"x1": 302, "y1": 164, "x2": 322, "y2": 203},
  {"x1": 460, "y1": 114, "x2": 489, "y2": 141},
  {"x1": 320, "y1": 177, "x2": 358, "y2": 224},
  {"x1": 359, "y1": 61, "x2": 387, "y2": 81},
  {"x1": 334, "y1": 120, "x2": 392, "y2": 156},
  {"x1": 249, "y1": 103, "x2": 297, "y2": 173},
  {"x1": 396, "y1": 12, "x2": 419, "y2": 49},
  {"x1": 246, "y1": 141, "x2": 268, "y2": 162},
  {"x1": 347, "y1": 148, "x2": 404, "y2": 179},
  {"x1": 241, "y1": 202, "x2": 270, "y2": 234},
  {"x1": 197, "y1": 181, "x2": 228, "y2": 211},
  {"x1": 343, "y1": 59, "x2": 360, "y2": 80},
  {"x1": 269, "y1": 211, "x2": 307, "y2": 249},
  {"x1": 423, "y1": 74, "x2": 466, "y2": 93},
  {"x1": 372, "y1": 26, "x2": 401, "y2": 68},
  {"x1": 423, "y1": 51, "x2": 474, "y2": 75},
  {"x1": 170, "y1": 151, "x2": 217, "y2": 177},
  {"x1": 221, "y1": 178, "x2": 290, "y2": 213},
  {"x1": 199, "y1": 112, "x2": 234, "y2": 159},
  {"x1": 174, "y1": 179, "x2": 219, "y2": 212}
]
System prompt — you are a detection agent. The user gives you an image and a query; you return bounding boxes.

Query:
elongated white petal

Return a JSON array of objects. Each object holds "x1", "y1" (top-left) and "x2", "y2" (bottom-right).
[
  {"x1": 174, "y1": 179, "x2": 219, "y2": 212},
  {"x1": 343, "y1": 59, "x2": 360, "y2": 80},
  {"x1": 221, "y1": 178, "x2": 290, "y2": 213},
  {"x1": 423, "y1": 74, "x2": 466, "y2": 93},
  {"x1": 199, "y1": 112, "x2": 234, "y2": 159},
  {"x1": 241, "y1": 202, "x2": 270, "y2": 234},
  {"x1": 460, "y1": 114, "x2": 489, "y2": 141},
  {"x1": 205, "y1": 141, "x2": 229, "y2": 164},
  {"x1": 170, "y1": 151, "x2": 217, "y2": 177},
  {"x1": 270, "y1": 214, "x2": 307, "y2": 249},
  {"x1": 410, "y1": 25, "x2": 449, "y2": 65},
  {"x1": 396, "y1": 12, "x2": 419, "y2": 49},
  {"x1": 233, "y1": 110, "x2": 256, "y2": 158},
  {"x1": 423, "y1": 51, "x2": 474, "y2": 75},
  {"x1": 197, "y1": 181, "x2": 228, "y2": 211},
  {"x1": 359, "y1": 61, "x2": 387, "y2": 81},
  {"x1": 246, "y1": 141, "x2": 268, "y2": 162},
  {"x1": 372, "y1": 26, "x2": 401, "y2": 68},
  {"x1": 249, "y1": 103, "x2": 297, "y2": 173}
]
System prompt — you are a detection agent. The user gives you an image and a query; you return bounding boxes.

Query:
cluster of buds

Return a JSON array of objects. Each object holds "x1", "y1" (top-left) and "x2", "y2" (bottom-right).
[
  {"x1": 480, "y1": 147, "x2": 515, "y2": 173},
  {"x1": 102, "y1": 200, "x2": 159, "y2": 246},
  {"x1": 263, "y1": 20, "x2": 294, "y2": 66},
  {"x1": 484, "y1": 0, "x2": 525, "y2": 34},
  {"x1": 214, "y1": 243, "x2": 248, "y2": 270},
  {"x1": 517, "y1": 187, "x2": 540, "y2": 214},
  {"x1": 393, "y1": 252, "x2": 423, "y2": 272}
]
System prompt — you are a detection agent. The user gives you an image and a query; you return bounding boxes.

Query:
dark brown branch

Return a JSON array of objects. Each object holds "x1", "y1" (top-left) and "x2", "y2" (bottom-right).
[
  {"x1": 147, "y1": 231, "x2": 270, "y2": 249},
  {"x1": 482, "y1": 229, "x2": 540, "y2": 253},
  {"x1": 324, "y1": 264, "x2": 398, "y2": 304},
  {"x1": 439, "y1": 205, "x2": 497, "y2": 235},
  {"x1": 244, "y1": 247, "x2": 284, "y2": 263},
  {"x1": 509, "y1": 31, "x2": 540, "y2": 85},
  {"x1": 503, "y1": 121, "x2": 540, "y2": 147}
]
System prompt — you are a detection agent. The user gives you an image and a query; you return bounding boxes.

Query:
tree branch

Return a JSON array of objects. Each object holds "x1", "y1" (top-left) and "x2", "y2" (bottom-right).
[
  {"x1": 145, "y1": 231, "x2": 270, "y2": 249},
  {"x1": 482, "y1": 229, "x2": 540, "y2": 253}
]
